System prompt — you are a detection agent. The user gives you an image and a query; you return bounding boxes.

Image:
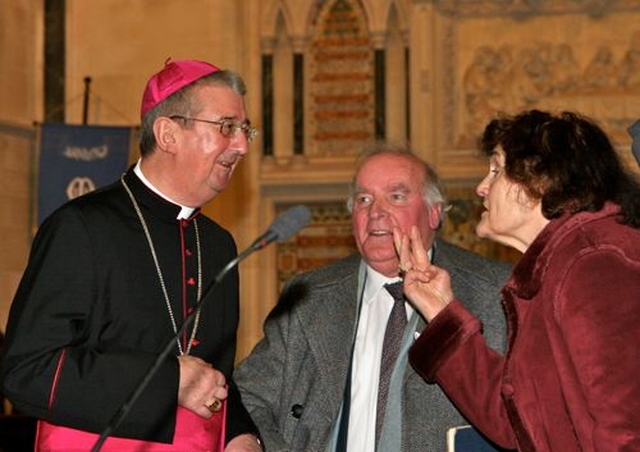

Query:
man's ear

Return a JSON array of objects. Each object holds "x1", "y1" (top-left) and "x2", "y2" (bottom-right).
[
  {"x1": 428, "y1": 203, "x2": 443, "y2": 230},
  {"x1": 153, "y1": 117, "x2": 179, "y2": 153}
]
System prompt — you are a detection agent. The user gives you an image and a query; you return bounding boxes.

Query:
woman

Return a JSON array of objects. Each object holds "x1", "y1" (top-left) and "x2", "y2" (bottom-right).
[{"x1": 394, "y1": 110, "x2": 640, "y2": 452}]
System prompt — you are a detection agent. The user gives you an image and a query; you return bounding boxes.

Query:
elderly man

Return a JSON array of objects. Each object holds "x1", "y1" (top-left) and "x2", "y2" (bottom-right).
[{"x1": 234, "y1": 143, "x2": 510, "y2": 452}]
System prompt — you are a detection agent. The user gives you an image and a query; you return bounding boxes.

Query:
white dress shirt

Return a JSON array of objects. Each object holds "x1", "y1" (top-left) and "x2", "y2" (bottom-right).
[{"x1": 347, "y1": 266, "x2": 414, "y2": 452}]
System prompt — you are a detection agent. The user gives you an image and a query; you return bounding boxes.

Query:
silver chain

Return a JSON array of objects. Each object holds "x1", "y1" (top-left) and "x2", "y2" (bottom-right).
[{"x1": 121, "y1": 175, "x2": 202, "y2": 355}]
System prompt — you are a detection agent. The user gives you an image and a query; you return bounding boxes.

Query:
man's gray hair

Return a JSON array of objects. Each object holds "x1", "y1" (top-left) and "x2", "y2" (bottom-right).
[{"x1": 346, "y1": 141, "x2": 449, "y2": 227}]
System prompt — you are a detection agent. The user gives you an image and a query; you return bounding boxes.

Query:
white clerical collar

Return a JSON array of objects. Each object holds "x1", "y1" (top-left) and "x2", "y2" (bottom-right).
[{"x1": 134, "y1": 160, "x2": 195, "y2": 220}]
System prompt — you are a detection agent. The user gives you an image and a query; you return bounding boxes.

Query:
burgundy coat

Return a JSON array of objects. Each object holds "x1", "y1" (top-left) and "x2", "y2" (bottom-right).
[{"x1": 409, "y1": 203, "x2": 640, "y2": 452}]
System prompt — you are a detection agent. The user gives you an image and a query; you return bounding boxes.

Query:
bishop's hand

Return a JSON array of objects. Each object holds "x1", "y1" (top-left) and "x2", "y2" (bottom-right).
[{"x1": 177, "y1": 355, "x2": 228, "y2": 418}]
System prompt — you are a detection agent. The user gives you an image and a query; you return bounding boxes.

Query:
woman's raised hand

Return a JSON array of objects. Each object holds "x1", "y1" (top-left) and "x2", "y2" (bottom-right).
[{"x1": 393, "y1": 226, "x2": 454, "y2": 322}]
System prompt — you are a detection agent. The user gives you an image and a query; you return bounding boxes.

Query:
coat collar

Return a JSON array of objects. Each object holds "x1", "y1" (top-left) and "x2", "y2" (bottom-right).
[{"x1": 505, "y1": 202, "x2": 621, "y2": 300}]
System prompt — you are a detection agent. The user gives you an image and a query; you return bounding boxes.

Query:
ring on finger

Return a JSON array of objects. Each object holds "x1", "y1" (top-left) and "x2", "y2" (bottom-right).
[{"x1": 205, "y1": 397, "x2": 222, "y2": 413}]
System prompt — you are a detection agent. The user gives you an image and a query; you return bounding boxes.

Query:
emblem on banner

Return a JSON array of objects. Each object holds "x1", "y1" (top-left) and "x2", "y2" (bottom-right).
[{"x1": 66, "y1": 177, "x2": 96, "y2": 200}]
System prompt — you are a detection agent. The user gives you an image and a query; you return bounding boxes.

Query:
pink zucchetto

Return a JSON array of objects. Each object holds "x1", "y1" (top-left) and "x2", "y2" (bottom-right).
[{"x1": 140, "y1": 58, "x2": 220, "y2": 120}]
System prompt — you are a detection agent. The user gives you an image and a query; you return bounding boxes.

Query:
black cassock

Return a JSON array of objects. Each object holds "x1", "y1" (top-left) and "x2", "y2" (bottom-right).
[{"x1": 2, "y1": 167, "x2": 257, "y2": 444}]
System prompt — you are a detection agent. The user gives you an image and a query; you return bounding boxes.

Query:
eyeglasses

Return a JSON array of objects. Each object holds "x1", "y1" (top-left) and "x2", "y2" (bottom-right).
[{"x1": 170, "y1": 115, "x2": 258, "y2": 143}]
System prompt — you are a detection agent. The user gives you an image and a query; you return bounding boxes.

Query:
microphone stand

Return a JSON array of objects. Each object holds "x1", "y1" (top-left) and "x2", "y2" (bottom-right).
[{"x1": 90, "y1": 245, "x2": 259, "y2": 452}]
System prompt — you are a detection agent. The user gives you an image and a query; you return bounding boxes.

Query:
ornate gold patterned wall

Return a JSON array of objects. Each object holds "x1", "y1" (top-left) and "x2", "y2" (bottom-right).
[
  {"x1": 276, "y1": 202, "x2": 356, "y2": 288},
  {"x1": 309, "y1": 0, "x2": 375, "y2": 155}
]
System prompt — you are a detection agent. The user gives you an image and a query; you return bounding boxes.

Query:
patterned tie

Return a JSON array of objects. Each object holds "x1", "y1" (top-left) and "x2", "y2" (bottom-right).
[{"x1": 376, "y1": 281, "x2": 408, "y2": 447}]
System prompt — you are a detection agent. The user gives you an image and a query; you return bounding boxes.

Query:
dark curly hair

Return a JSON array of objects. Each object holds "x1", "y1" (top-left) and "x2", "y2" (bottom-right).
[{"x1": 479, "y1": 109, "x2": 640, "y2": 227}]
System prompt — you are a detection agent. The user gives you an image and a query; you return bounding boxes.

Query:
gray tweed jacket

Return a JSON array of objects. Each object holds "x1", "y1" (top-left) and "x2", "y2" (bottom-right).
[{"x1": 234, "y1": 239, "x2": 511, "y2": 452}]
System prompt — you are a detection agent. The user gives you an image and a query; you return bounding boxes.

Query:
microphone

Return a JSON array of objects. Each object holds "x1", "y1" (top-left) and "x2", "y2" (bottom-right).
[
  {"x1": 249, "y1": 204, "x2": 312, "y2": 251},
  {"x1": 217, "y1": 204, "x2": 312, "y2": 278},
  {"x1": 629, "y1": 119, "x2": 640, "y2": 166},
  {"x1": 91, "y1": 205, "x2": 311, "y2": 452}
]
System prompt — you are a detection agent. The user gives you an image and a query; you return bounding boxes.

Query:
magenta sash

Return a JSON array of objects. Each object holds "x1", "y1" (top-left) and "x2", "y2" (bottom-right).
[{"x1": 35, "y1": 403, "x2": 226, "y2": 452}]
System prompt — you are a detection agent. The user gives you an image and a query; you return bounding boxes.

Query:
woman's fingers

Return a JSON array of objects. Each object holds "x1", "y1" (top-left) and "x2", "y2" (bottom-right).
[
  {"x1": 394, "y1": 227, "x2": 413, "y2": 274},
  {"x1": 409, "y1": 226, "x2": 430, "y2": 271}
]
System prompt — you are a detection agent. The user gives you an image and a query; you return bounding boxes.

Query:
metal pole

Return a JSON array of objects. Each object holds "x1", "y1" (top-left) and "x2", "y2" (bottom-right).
[{"x1": 82, "y1": 76, "x2": 92, "y2": 125}]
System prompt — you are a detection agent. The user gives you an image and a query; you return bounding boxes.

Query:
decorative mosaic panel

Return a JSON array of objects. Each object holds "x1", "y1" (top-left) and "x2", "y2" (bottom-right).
[
  {"x1": 308, "y1": 0, "x2": 375, "y2": 156},
  {"x1": 276, "y1": 201, "x2": 356, "y2": 288}
]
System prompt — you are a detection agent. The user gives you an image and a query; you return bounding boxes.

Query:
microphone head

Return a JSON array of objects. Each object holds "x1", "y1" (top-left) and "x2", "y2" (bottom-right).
[
  {"x1": 270, "y1": 205, "x2": 312, "y2": 243},
  {"x1": 629, "y1": 119, "x2": 640, "y2": 166}
]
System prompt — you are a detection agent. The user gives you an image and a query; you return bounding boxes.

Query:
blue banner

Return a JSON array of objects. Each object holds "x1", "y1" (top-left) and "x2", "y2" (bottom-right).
[{"x1": 38, "y1": 123, "x2": 132, "y2": 225}]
